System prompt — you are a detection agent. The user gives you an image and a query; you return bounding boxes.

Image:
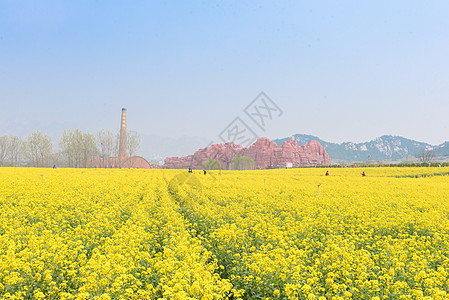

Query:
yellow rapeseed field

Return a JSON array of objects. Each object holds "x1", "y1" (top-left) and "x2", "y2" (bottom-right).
[{"x1": 1, "y1": 167, "x2": 449, "y2": 299}]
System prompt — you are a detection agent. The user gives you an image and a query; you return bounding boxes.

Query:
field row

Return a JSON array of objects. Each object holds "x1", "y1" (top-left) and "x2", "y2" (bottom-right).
[{"x1": 1, "y1": 167, "x2": 449, "y2": 299}]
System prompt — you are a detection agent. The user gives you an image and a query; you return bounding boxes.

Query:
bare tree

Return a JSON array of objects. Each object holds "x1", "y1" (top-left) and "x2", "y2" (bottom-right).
[
  {"x1": 127, "y1": 130, "x2": 140, "y2": 157},
  {"x1": 0, "y1": 136, "x2": 8, "y2": 166},
  {"x1": 24, "y1": 131, "x2": 53, "y2": 167},
  {"x1": 127, "y1": 130, "x2": 141, "y2": 167},
  {"x1": 417, "y1": 149, "x2": 435, "y2": 163},
  {"x1": 59, "y1": 129, "x2": 82, "y2": 167},
  {"x1": 59, "y1": 129, "x2": 98, "y2": 168},
  {"x1": 0, "y1": 135, "x2": 24, "y2": 167},
  {"x1": 96, "y1": 129, "x2": 116, "y2": 168},
  {"x1": 113, "y1": 131, "x2": 122, "y2": 167},
  {"x1": 81, "y1": 132, "x2": 98, "y2": 167},
  {"x1": 8, "y1": 136, "x2": 23, "y2": 167}
]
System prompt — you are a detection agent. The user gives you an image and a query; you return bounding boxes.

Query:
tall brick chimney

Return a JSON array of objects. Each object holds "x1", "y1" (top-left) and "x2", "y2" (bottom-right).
[{"x1": 119, "y1": 108, "x2": 127, "y2": 158}]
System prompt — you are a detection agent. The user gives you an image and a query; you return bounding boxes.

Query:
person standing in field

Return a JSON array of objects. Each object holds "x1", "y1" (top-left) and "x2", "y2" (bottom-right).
[
  {"x1": 362, "y1": 171, "x2": 366, "y2": 177},
  {"x1": 325, "y1": 170, "x2": 329, "y2": 176}
]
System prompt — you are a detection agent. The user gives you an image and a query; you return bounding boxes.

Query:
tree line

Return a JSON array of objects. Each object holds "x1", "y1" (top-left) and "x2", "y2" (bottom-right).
[
  {"x1": 203, "y1": 154, "x2": 255, "y2": 170},
  {"x1": 0, "y1": 129, "x2": 140, "y2": 168}
]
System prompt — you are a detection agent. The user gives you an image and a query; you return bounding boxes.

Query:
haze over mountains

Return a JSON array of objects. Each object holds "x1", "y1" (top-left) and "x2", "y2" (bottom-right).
[
  {"x1": 274, "y1": 134, "x2": 449, "y2": 162},
  {"x1": 141, "y1": 134, "x2": 449, "y2": 164}
]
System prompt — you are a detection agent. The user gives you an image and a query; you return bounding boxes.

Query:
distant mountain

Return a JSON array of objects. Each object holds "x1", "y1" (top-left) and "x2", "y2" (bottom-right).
[
  {"x1": 433, "y1": 141, "x2": 449, "y2": 157},
  {"x1": 273, "y1": 134, "x2": 448, "y2": 162}
]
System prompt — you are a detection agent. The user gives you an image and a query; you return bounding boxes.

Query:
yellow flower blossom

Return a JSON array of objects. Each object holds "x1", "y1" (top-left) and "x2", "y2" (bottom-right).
[{"x1": 0, "y1": 167, "x2": 449, "y2": 298}]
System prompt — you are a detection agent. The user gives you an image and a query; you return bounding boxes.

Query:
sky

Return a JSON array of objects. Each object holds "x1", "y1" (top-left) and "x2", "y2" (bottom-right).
[{"x1": 1, "y1": 0, "x2": 449, "y2": 152}]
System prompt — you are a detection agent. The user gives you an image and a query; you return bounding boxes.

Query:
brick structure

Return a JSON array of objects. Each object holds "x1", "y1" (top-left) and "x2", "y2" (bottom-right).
[
  {"x1": 119, "y1": 108, "x2": 127, "y2": 158},
  {"x1": 87, "y1": 108, "x2": 161, "y2": 169},
  {"x1": 164, "y1": 137, "x2": 331, "y2": 169}
]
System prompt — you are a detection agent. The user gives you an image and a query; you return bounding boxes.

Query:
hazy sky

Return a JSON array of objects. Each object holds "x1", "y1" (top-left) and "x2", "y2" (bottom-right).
[{"x1": 1, "y1": 1, "x2": 449, "y2": 146}]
